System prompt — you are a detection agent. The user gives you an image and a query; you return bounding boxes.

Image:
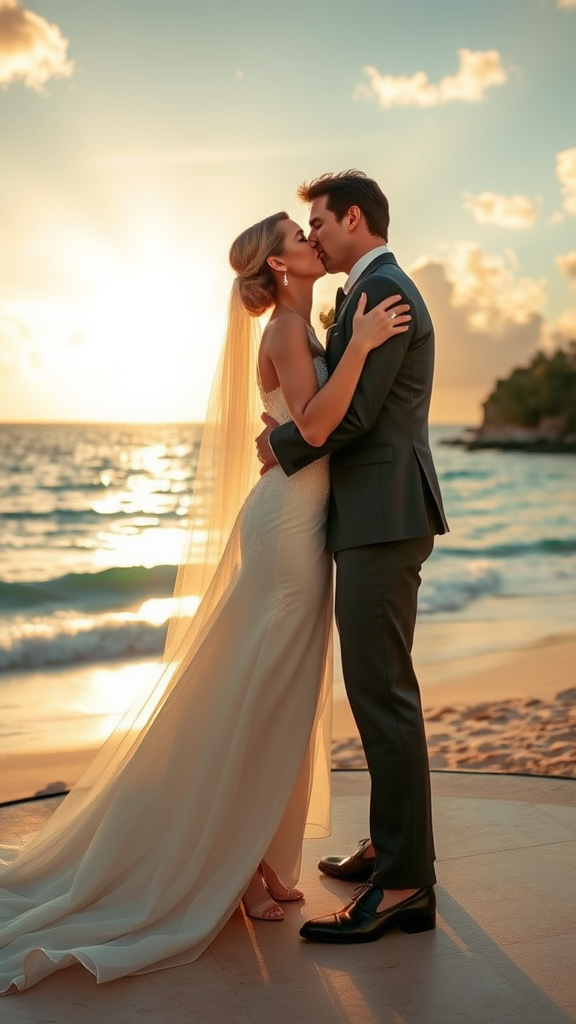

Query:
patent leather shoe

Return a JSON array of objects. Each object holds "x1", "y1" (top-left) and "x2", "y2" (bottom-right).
[
  {"x1": 299, "y1": 884, "x2": 436, "y2": 943},
  {"x1": 317, "y1": 837, "x2": 375, "y2": 882}
]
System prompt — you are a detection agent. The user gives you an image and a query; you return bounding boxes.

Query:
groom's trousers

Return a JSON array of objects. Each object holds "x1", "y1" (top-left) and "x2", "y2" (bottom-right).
[{"x1": 334, "y1": 534, "x2": 436, "y2": 889}]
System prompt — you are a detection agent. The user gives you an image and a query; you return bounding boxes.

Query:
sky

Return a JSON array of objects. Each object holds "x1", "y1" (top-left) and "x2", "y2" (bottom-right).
[{"x1": 0, "y1": 0, "x2": 575, "y2": 424}]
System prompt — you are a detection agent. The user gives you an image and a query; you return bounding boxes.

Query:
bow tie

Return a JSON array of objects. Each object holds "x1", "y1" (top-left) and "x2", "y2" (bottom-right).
[{"x1": 335, "y1": 286, "x2": 346, "y2": 314}]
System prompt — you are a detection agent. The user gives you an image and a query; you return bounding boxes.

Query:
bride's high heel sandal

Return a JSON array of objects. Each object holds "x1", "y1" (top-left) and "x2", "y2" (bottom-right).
[
  {"x1": 241, "y1": 868, "x2": 284, "y2": 921},
  {"x1": 261, "y1": 863, "x2": 304, "y2": 903},
  {"x1": 241, "y1": 895, "x2": 284, "y2": 921}
]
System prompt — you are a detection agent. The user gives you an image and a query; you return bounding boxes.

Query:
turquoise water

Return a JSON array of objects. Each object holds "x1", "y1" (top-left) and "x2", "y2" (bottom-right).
[
  {"x1": 0, "y1": 422, "x2": 574, "y2": 750},
  {"x1": 0, "y1": 422, "x2": 574, "y2": 671}
]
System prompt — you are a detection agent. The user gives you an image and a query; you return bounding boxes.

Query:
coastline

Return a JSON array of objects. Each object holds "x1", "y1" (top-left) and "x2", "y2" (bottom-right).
[
  {"x1": 442, "y1": 432, "x2": 576, "y2": 454},
  {"x1": 333, "y1": 632, "x2": 576, "y2": 776},
  {"x1": 1, "y1": 631, "x2": 574, "y2": 805}
]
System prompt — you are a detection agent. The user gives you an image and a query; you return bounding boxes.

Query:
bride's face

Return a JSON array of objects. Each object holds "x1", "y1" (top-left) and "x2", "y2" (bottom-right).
[{"x1": 279, "y1": 219, "x2": 326, "y2": 282}]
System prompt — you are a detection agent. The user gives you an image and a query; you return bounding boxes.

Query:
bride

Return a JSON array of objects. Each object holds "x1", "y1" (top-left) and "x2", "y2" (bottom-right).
[{"x1": 0, "y1": 211, "x2": 410, "y2": 992}]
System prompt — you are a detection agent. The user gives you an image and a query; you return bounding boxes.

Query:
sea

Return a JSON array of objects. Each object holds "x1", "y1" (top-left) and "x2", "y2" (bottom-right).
[{"x1": 0, "y1": 422, "x2": 575, "y2": 755}]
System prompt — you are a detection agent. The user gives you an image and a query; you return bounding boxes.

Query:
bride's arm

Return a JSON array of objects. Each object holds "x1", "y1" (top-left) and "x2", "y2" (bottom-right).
[{"x1": 265, "y1": 294, "x2": 410, "y2": 447}]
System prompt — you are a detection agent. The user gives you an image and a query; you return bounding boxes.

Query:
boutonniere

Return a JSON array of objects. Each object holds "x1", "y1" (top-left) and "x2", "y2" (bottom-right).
[{"x1": 319, "y1": 307, "x2": 335, "y2": 330}]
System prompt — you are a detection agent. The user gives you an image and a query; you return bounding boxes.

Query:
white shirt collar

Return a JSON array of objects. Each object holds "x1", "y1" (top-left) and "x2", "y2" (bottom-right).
[{"x1": 343, "y1": 245, "x2": 389, "y2": 293}]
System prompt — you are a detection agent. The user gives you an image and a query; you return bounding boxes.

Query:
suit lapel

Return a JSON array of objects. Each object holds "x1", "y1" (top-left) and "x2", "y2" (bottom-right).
[
  {"x1": 326, "y1": 252, "x2": 399, "y2": 367},
  {"x1": 335, "y1": 253, "x2": 398, "y2": 324}
]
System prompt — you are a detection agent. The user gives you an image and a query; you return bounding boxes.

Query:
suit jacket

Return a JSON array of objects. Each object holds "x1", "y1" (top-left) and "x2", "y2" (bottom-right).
[{"x1": 270, "y1": 252, "x2": 449, "y2": 552}]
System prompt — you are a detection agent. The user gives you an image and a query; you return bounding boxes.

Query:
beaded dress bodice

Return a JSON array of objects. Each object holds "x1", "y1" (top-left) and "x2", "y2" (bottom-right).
[
  {"x1": 254, "y1": 354, "x2": 330, "y2": 513},
  {"x1": 258, "y1": 355, "x2": 329, "y2": 424}
]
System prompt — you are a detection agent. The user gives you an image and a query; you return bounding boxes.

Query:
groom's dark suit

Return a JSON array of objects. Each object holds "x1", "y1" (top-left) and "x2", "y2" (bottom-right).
[{"x1": 270, "y1": 251, "x2": 448, "y2": 888}]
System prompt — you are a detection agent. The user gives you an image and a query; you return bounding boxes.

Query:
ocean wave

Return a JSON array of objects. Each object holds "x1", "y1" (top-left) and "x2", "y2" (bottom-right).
[
  {"x1": 438, "y1": 469, "x2": 489, "y2": 480},
  {"x1": 0, "y1": 615, "x2": 167, "y2": 671},
  {"x1": 37, "y1": 482, "x2": 110, "y2": 492},
  {"x1": 419, "y1": 565, "x2": 502, "y2": 614},
  {"x1": 0, "y1": 509, "x2": 184, "y2": 521},
  {"x1": 0, "y1": 565, "x2": 504, "y2": 674},
  {"x1": 0, "y1": 565, "x2": 178, "y2": 611},
  {"x1": 438, "y1": 538, "x2": 576, "y2": 559}
]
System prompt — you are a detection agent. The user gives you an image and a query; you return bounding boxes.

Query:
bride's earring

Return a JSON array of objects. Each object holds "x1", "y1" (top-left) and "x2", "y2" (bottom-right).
[{"x1": 283, "y1": 271, "x2": 288, "y2": 287}]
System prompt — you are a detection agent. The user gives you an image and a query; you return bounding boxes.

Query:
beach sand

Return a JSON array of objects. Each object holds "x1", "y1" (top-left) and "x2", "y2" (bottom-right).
[
  {"x1": 332, "y1": 632, "x2": 576, "y2": 776},
  {"x1": 1, "y1": 633, "x2": 574, "y2": 805}
]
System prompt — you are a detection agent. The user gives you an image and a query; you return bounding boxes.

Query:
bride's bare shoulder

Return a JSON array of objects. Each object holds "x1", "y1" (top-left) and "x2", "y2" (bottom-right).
[{"x1": 261, "y1": 312, "x2": 310, "y2": 359}]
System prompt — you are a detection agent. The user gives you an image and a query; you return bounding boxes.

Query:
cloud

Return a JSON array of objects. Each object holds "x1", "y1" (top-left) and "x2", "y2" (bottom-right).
[
  {"x1": 556, "y1": 250, "x2": 576, "y2": 287},
  {"x1": 557, "y1": 0, "x2": 576, "y2": 8},
  {"x1": 556, "y1": 147, "x2": 576, "y2": 215},
  {"x1": 0, "y1": 313, "x2": 32, "y2": 373},
  {"x1": 462, "y1": 191, "x2": 538, "y2": 229},
  {"x1": 0, "y1": 0, "x2": 74, "y2": 93},
  {"x1": 0, "y1": 350, "x2": 16, "y2": 374},
  {"x1": 87, "y1": 139, "x2": 344, "y2": 170},
  {"x1": 0, "y1": 306, "x2": 85, "y2": 377},
  {"x1": 432, "y1": 242, "x2": 546, "y2": 331},
  {"x1": 355, "y1": 49, "x2": 507, "y2": 108},
  {"x1": 409, "y1": 243, "x2": 546, "y2": 393},
  {"x1": 553, "y1": 309, "x2": 576, "y2": 341}
]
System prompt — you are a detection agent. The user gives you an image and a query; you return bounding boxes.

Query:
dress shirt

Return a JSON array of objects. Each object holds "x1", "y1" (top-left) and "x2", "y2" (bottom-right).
[{"x1": 343, "y1": 245, "x2": 389, "y2": 294}]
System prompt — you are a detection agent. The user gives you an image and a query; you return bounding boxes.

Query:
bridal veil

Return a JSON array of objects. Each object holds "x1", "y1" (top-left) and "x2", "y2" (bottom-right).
[{"x1": 0, "y1": 279, "x2": 332, "y2": 878}]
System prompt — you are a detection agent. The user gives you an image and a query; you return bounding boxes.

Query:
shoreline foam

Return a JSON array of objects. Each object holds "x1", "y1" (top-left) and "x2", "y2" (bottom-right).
[{"x1": 1, "y1": 633, "x2": 574, "y2": 805}]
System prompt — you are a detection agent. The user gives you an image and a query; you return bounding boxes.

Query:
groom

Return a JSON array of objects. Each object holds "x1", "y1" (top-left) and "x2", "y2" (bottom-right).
[{"x1": 257, "y1": 170, "x2": 448, "y2": 942}]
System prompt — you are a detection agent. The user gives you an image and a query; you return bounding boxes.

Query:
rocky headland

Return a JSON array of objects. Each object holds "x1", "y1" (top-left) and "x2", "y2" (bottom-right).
[{"x1": 445, "y1": 342, "x2": 576, "y2": 452}]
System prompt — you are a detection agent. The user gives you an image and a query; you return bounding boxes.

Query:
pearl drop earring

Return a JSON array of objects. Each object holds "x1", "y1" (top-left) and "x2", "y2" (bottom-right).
[{"x1": 283, "y1": 271, "x2": 288, "y2": 287}]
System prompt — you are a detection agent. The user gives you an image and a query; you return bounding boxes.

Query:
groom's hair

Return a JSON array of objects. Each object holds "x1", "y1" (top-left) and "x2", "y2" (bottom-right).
[{"x1": 297, "y1": 170, "x2": 389, "y2": 240}]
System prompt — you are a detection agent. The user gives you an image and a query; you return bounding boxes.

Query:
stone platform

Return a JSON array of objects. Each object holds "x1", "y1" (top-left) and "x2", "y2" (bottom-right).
[{"x1": 1, "y1": 770, "x2": 575, "y2": 1023}]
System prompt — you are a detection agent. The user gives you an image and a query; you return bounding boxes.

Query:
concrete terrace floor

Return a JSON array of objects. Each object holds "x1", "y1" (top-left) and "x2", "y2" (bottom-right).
[{"x1": 1, "y1": 770, "x2": 575, "y2": 1024}]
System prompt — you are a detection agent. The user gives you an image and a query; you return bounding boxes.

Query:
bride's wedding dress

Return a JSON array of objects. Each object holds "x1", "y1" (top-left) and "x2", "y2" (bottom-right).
[{"x1": 0, "y1": 356, "x2": 332, "y2": 993}]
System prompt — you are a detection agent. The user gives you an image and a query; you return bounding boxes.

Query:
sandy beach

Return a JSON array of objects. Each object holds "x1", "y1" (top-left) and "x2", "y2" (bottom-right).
[
  {"x1": 332, "y1": 631, "x2": 576, "y2": 776},
  {"x1": 1, "y1": 632, "x2": 574, "y2": 806}
]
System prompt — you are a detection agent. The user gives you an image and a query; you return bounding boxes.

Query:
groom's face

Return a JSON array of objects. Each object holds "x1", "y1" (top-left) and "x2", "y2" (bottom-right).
[{"x1": 308, "y1": 196, "x2": 351, "y2": 275}]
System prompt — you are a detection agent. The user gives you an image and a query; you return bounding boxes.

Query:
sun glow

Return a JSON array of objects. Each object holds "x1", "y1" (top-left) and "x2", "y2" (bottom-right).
[
  {"x1": 3, "y1": 215, "x2": 231, "y2": 423},
  {"x1": 91, "y1": 525, "x2": 189, "y2": 571},
  {"x1": 69, "y1": 236, "x2": 224, "y2": 421}
]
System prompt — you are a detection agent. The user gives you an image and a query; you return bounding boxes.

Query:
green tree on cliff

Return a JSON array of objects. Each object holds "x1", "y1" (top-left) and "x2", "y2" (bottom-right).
[{"x1": 483, "y1": 341, "x2": 576, "y2": 433}]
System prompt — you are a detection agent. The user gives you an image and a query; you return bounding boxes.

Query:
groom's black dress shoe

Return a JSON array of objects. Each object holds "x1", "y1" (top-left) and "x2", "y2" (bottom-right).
[
  {"x1": 317, "y1": 837, "x2": 375, "y2": 882},
  {"x1": 299, "y1": 885, "x2": 436, "y2": 944}
]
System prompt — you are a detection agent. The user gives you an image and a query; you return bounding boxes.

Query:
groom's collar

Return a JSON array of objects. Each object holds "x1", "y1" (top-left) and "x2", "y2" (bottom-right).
[
  {"x1": 343, "y1": 245, "x2": 390, "y2": 294},
  {"x1": 333, "y1": 251, "x2": 398, "y2": 326}
]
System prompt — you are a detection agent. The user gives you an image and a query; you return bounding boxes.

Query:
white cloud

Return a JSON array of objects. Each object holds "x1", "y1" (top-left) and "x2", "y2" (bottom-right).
[
  {"x1": 462, "y1": 191, "x2": 538, "y2": 229},
  {"x1": 0, "y1": 313, "x2": 33, "y2": 374},
  {"x1": 0, "y1": 0, "x2": 74, "y2": 93},
  {"x1": 556, "y1": 148, "x2": 576, "y2": 216},
  {"x1": 355, "y1": 49, "x2": 507, "y2": 108},
  {"x1": 436, "y1": 242, "x2": 546, "y2": 331},
  {"x1": 410, "y1": 244, "x2": 546, "y2": 394},
  {"x1": 0, "y1": 349, "x2": 16, "y2": 374},
  {"x1": 556, "y1": 250, "x2": 576, "y2": 287},
  {"x1": 553, "y1": 309, "x2": 576, "y2": 341},
  {"x1": 88, "y1": 139, "x2": 344, "y2": 170}
]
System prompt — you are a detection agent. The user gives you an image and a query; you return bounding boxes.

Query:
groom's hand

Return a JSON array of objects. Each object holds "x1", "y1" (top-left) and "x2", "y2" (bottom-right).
[{"x1": 256, "y1": 413, "x2": 279, "y2": 476}]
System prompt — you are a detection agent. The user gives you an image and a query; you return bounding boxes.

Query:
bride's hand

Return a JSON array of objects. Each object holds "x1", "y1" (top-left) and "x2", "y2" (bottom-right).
[{"x1": 350, "y1": 292, "x2": 411, "y2": 353}]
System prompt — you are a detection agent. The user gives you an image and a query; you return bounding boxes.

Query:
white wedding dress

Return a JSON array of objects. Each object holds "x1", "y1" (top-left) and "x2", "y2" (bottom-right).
[{"x1": 0, "y1": 356, "x2": 333, "y2": 993}]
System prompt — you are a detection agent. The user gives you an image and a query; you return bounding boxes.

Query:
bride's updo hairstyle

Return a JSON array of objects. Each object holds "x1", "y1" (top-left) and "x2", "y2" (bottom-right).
[{"x1": 229, "y1": 212, "x2": 288, "y2": 317}]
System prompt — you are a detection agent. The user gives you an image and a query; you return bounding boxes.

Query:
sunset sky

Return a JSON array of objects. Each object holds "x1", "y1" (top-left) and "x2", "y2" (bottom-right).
[{"x1": 1, "y1": 0, "x2": 575, "y2": 423}]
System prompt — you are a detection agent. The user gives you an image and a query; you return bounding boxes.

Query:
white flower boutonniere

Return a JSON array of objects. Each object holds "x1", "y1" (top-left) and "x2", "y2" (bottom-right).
[{"x1": 319, "y1": 307, "x2": 335, "y2": 330}]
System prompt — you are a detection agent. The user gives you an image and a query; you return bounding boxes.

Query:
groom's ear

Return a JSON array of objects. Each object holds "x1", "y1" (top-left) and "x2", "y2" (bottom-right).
[{"x1": 347, "y1": 206, "x2": 362, "y2": 233}]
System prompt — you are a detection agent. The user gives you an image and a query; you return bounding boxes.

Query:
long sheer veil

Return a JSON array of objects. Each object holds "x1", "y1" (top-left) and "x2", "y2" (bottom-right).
[
  {"x1": 0, "y1": 279, "x2": 331, "y2": 873},
  {"x1": 164, "y1": 278, "x2": 261, "y2": 661}
]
